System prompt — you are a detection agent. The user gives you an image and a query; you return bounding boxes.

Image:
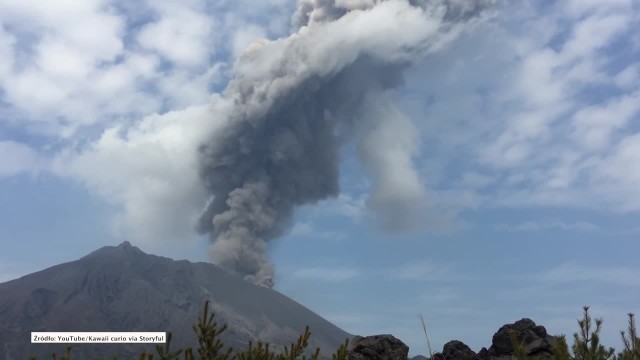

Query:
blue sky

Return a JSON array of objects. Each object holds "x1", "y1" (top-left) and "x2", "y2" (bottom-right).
[{"x1": 1, "y1": 0, "x2": 639, "y2": 356}]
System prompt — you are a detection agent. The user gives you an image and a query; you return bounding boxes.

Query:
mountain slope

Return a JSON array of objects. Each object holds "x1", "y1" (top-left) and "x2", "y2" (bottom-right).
[{"x1": 0, "y1": 242, "x2": 352, "y2": 359}]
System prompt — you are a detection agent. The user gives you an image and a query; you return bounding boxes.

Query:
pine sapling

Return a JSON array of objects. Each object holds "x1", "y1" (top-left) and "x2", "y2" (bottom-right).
[
  {"x1": 155, "y1": 332, "x2": 184, "y2": 360},
  {"x1": 617, "y1": 313, "x2": 640, "y2": 360},
  {"x1": 572, "y1": 306, "x2": 615, "y2": 360},
  {"x1": 193, "y1": 300, "x2": 235, "y2": 360},
  {"x1": 552, "y1": 334, "x2": 572, "y2": 360},
  {"x1": 331, "y1": 339, "x2": 350, "y2": 360}
]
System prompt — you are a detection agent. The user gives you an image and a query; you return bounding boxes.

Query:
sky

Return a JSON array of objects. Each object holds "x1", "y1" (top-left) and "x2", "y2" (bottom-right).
[{"x1": 0, "y1": 0, "x2": 639, "y2": 357}]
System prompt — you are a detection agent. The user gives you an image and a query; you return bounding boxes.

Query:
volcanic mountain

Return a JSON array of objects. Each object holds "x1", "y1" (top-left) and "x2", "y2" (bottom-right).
[{"x1": 0, "y1": 242, "x2": 353, "y2": 359}]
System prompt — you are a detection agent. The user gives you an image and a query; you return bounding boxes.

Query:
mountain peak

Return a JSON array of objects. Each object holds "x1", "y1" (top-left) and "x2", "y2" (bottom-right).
[
  {"x1": 80, "y1": 240, "x2": 144, "y2": 260},
  {"x1": 111, "y1": 241, "x2": 145, "y2": 256}
]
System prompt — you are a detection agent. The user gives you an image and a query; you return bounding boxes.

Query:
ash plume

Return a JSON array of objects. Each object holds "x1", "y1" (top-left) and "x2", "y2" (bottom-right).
[{"x1": 197, "y1": 0, "x2": 496, "y2": 288}]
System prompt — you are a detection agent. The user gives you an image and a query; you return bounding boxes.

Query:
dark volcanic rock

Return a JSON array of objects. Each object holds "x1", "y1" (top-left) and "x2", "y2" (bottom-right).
[
  {"x1": 442, "y1": 340, "x2": 480, "y2": 360},
  {"x1": 478, "y1": 347, "x2": 489, "y2": 360},
  {"x1": 431, "y1": 340, "x2": 480, "y2": 360},
  {"x1": 485, "y1": 318, "x2": 557, "y2": 360},
  {"x1": 348, "y1": 334, "x2": 409, "y2": 360},
  {"x1": 0, "y1": 241, "x2": 353, "y2": 360},
  {"x1": 434, "y1": 319, "x2": 558, "y2": 360},
  {"x1": 410, "y1": 355, "x2": 429, "y2": 360}
]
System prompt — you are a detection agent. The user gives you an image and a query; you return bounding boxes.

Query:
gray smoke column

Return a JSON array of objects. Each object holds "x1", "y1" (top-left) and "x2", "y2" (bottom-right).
[{"x1": 197, "y1": 0, "x2": 496, "y2": 288}]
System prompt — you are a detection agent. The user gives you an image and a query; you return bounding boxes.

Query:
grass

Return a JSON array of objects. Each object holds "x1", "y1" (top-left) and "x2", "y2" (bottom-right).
[
  {"x1": 32, "y1": 304, "x2": 640, "y2": 360},
  {"x1": 418, "y1": 313, "x2": 434, "y2": 360}
]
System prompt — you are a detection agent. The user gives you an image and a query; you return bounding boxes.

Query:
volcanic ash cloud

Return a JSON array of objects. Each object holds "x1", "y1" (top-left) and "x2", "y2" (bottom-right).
[{"x1": 197, "y1": 0, "x2": 495, "y2": 288}]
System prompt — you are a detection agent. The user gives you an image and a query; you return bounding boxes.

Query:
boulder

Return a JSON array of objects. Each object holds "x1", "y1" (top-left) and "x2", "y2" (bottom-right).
[
  {"x1": 484, "y1": 318, "x2": 557, "y2": 360},
  {"x1": 436, "y1": 340, "x2": 480, "y2": 360},
  {"x1": 348, "y1": 334, "x2": 409, "y2": 360},
  {"x1": 409, "y1": 355, "x2": 429, "y2": 360},
  {"x1": 477, "y1": 347, "x2": 489, "y2": 360}
]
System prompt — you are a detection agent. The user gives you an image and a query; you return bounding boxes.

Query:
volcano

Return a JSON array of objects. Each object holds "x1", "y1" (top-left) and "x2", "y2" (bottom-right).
[{"x1": 0, "y1": 241, "x2": 352, "y2": 359}]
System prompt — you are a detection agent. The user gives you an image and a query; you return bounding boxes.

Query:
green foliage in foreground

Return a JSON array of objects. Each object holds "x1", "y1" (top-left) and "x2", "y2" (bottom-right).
[
  {"x1": 505, "y1": 306, "x2": 638, "y2": 360},
  {"x1": 34, "y1": 303, "x2": 640, "y2": 360}
]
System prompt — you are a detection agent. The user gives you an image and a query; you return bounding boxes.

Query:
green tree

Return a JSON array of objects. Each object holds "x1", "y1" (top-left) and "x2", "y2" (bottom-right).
[
  {"x1": 616, "y1": 313, "x2": 640, "y2": 360},
  {"x1": 572, "y1": 306, "x2": 615, "y2": 360},
  {"x1": 552, "y1": 334, "x2": 572, "y2": 360}
]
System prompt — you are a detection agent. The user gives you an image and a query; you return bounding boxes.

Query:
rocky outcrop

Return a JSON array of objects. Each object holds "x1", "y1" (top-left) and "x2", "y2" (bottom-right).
[
  {"x1": 409, "y1": 355, "x2": 429, "y2": 360},
  {"x1": 442, "y1": 340, "x2": 481, "y2": 360},
  {"x1": 420, "y1": 318, "x2": 558, "y2": 360},
  {"x1": 430, "y1": 340, "x2": 480, "y2": 360},
  {"x1": 480, "y1": 318, "x2": 557, "y2": 360},
  {"x1": 348, "y1": 334, "x2": 409, "y2": 360}
]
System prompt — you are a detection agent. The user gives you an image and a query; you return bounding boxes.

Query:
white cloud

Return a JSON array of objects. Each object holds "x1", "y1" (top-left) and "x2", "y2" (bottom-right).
[
  {"x1": 571, "y1": 91, "x2": 640, "y2": 151},
  {"x1": 382, "y1": 261, "x2": 456, "y2": 282},
  {"x1": 0, "y1": 0, "x2": 242, "y2": 249},
  {"x1": 136, "y1": 4, "x2": 214, "y2": 67},
  {"x1": 290, "y1": 222, "x2": 313, "y2": 236},
  {"x1": 0, "y1": 0, "x2": 125, "y2": 62},
  {"x1": 291, "y1": 266, "x2": 361, "y2": 282},
  {"x1": 591, "y1": 133, "x2": 640, "y2": 211},
  {"x1": 0, "y1": 140, "x2": 43, "y2": 177},
  {"x1": 615, "y1": 64, "x2": 639, "y2": 89},
  {"x1": 358, "y1": 92, "x2": 429, "y2": 232},
  {"x1": 0, "y1": 0, "x2": 638, "y2": 257},
  {"x1": 289, "y1": 222, "x2": 345, "y2": 241},
  {"x1": 231, "y1": 25, "x2": 268, "y2": 59},
  {"x1": 51, "y1": 100, "x2": 229, "y2": 247},
  {"x1": 563, "y1": 0, "x2": 633, "y2": 18},
  {"x1": 312, "y1": 193, "x2": 366, "y2": 220},
  {"x1": 401, "y1": 0, "x2": 640, "y2": 215},
  {"x1": 0, "y1": 24, "x2": 15, "y2": 81},
  {"x1": 495, "y1": 219, "x2": 600, "y2": 232},
  {"x1": 537, "y1": 262, "x2": 640, "y2": 288},
  {"x1": 0, "y1": 0, "x2": 224, "y2": 137},
  {"x1": 416, "y1": 288, "x2": 461, "y2": 304},
  {"x1": 457, "y1": 172, "x2": 495, "y2": 189}
]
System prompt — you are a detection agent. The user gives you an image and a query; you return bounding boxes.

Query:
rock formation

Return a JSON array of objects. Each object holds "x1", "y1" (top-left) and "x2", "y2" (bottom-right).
[
  {"x1": 479, "y1": 318, "x2": 557, "y2": 360},
  {"x1": 439, "y1": 340, "x2": 481, "y2": 360},
  {"x1": 423, "y1": 318, "x2": 558, "y2": 360},
  {"x1": 348, "y1": 335, "x2": 409, "y2": 360}
]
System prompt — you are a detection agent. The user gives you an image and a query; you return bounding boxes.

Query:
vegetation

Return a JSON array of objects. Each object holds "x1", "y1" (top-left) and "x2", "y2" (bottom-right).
[
  {"x1": 617, "y1": 313, "x2": 640, "y2": 360},
  {"x1": 505, "y1": 306, "x2": 634, "y2": 360},
  {"x1": 419, "y1": 313, "x2": 435, "y2": 360},
  {"x1": 29, "y1": 300, "x2": 350, "y2": 360},
  {"x1": 33, "y1": 303, "x2": 639, "y2": 360}
]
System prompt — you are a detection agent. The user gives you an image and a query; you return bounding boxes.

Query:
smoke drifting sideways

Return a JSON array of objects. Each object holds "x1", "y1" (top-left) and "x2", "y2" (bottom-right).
[{"x1": 197, "y1": 0, "x2": 496, "y2": 288}]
